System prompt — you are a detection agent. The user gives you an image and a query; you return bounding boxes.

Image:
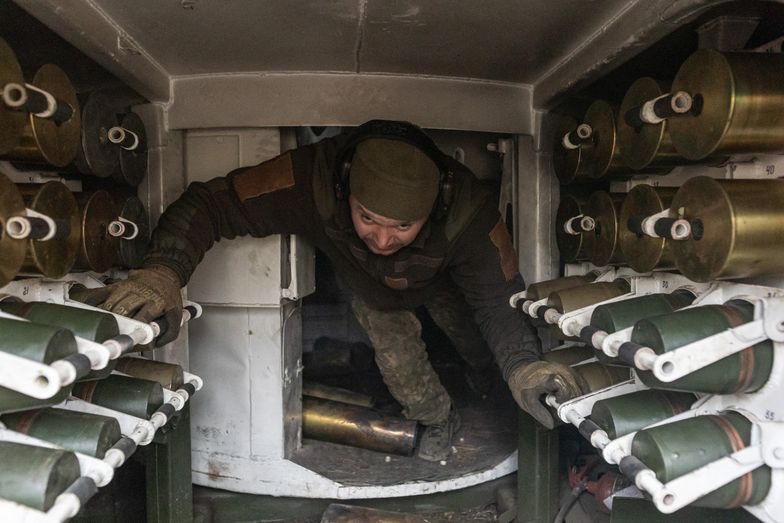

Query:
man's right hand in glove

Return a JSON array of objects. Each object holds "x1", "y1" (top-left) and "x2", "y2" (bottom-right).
[
  {"x1": 506, "y1": 360, "x2": 584, "y2": 429},
  {"x1": 70, "y1": 265, "x2": 183, "y2": 346}
]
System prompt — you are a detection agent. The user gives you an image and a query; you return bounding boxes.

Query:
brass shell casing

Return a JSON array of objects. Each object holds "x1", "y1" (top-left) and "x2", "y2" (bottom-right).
[
  {"x1": 584, "y1": 191, "x2": 626, "y2": 267},
  {"x1": 670, "y1": 176, "x2": 784, "y2": 282},
  {"x1": 302, "y1": 382, "x2": 375, "y2": 409},
  {"x1": 582, "y1": 100, "x2": 626, "y2": 180},
  {"x1": 114, "y1": 193, "x2": 150, "y2": 269},
  {"x1": 75, "y1": 190, "x2": 120, "y2": 273},
  {"x1": 18, "y1": 182, "x2": 80, "y2": 278},
  {"x1": 0, "y1": 37, "x2": 27, "y2": 155},
  {"x1": 114, "y1": 111, "x2": 148, "y2": 186},
  {"x1": 4, "y1": 64, "x2": 80, "y2": 167},
  {"x1": 619, "y1": 184, "x2": 677, "y2": 273},
  {"x1": 115, "y1": 357, "x2": 185, "y2": 390},
  {"x1": 526, "y1": 273, "x2": 597, "y2": 302},
  {"x1": 669, "y1": 49, "x2": 784, "y2": 160},
  {"x1": 555, "y1": 194, "x2": 589, "y2": 262},
  {"x1": 548, "y1": 279, "x2": 630, "y2": 314},
  {"x1": 302, "y1": 396, "x2": 418, "y2": 456},
  {"x1": 74, "y1": 91, "x2": 121, "y2": 178},
  {"x1": 617, "y1": 77, "x2": 682, "y2": 171},
  {"x1": 553, "y1": 116, "x2": 593, "y2": 184},
  {"x1": 0, "y1": 172, "x2": 26, "y2": 286}
]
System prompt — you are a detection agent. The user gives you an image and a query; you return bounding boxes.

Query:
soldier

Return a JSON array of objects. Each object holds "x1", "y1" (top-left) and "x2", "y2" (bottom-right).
[{"x1": 76, "y1": 120, "x2": 583, "y2": 461}]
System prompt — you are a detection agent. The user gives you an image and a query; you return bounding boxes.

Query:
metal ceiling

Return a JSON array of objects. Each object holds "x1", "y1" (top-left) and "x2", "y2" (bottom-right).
[{"x1": 8, "y1": 0, "x2": 752, "y2": 131}]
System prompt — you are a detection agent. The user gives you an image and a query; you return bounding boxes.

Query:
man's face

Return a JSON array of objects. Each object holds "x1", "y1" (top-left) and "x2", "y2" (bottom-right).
[{"x1": 349, "y1": 195, "x2": 427, "y2": 256}]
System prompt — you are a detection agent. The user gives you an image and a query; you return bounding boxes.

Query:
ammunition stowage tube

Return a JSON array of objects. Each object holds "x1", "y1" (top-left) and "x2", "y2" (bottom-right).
[
  {"x1": 0, "y1": 172, "x2": 27, "y2": 287},
  {"x1": 0, "y1": 441, "x2": 81, "y2": 511},
  {"x1": 75, "y1": 190, "x2": 120, "y2": 273},
  {"x1": 632, "y1": 412, "x2": 771, "y2": 508},
  {"x1": 632, "y1": 300, "x2": 773, "y2": 393},
  {"x1": 1, "y1": 64, "x2": 81, "y2": 167},
  {"x1": 584, "y1": 191, "x2": 626, "y2": 267},
  {"x1": 669, "y1": 49, "x2": 784, "y2": 160},
  {"x1": 553, "y1": 116, "x2": 593, "y2": 184},
  {"x1": 619, "y1": 185, "x2": 678, "y2": 272},
  {"x1": 302, "y1": 397, "x2": 418, "y2": 456},
  {"x1": 3, "y1": 408, "x2": 121, "y2": 458},
  {"x1": 590, "y1": 389, "x2": 695, "y2": 439},
  {"x1": 556, "y1": 195, "x2": 590, "y2": 262},
  {"x1": 0, "y1": 317, "x2": 77, "y2": 413},
  {"x1": 0, "y1": 301, "x2": 120, "y2": 381},
  {"x1": 617, "y1": 78, "x2": 689, "y2": 171},
  {"x1": 0, "y1": 37, "x2": 27, "y2": 154},
  {"x1": 72, "y1": 374, "x2": 164, "y2": 419},
  {"x1": 548, "y1": 280, "x2": 631, "y2": 314},
  {"x1": 17, "y1": 182, "x2": 80, "y2": 278},
  {"x1": 670, "y1": 177, "x2": 784, "y2": 282},
  {"x1": 115, "y1": 357, "x2": 184, "y2": 390}
]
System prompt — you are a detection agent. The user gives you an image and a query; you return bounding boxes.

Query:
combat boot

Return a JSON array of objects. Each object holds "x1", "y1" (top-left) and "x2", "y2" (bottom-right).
[{"x1": 416, "y1": 407, "x2": 461, "y2": 462}]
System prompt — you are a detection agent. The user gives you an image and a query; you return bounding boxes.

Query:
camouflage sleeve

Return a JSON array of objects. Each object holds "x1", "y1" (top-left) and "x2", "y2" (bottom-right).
[
  {"x1": 447, "y1": 202, "x2": 541, "y2": 380},
  {"x1": 144, "y1": 143, "x2": 328, "y2": 285}
]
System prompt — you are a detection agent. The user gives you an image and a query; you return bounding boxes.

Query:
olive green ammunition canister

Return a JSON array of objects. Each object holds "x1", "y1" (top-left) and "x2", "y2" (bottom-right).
[
  {"x1": 633, "y1": 300, "x2": 773, "y2": 393},
  {"x1": 72, "y1": 374, "x2": 164, "y2": 419},
  {"x1": 584, "y1": 191, "x2": 626, "y2": 267},
  {"x1": 17, "y1": 182, "x2": 80, "y2": 278},
  {"x1": 618, "y1": 184, "x2": 678, "y2": 272},
  {"x1": 590, "y1": 389, "x2": 695, "y2": 439},
  {"x1": 0, "y1": 440, "x2": 81, "y2": 510},
  {"x1": 669, "y1": 49, "x2": 784, "y2": 160},
  {"x1": 0, "y1": 172, "x2": 26, "y2": 287},
  {"x1": 590, "y1": 289, "x2": 696, "y2": 364},
  {"x1": 549, "y1": 280, "x2": 631, "y2": 314},
  {"x1": 0, "y1": 301, "x2": 120, "y2": 381},
  {"x1": 670, "y1": 176, "x2": 784, "y2": 282},
  {"x1": 115, "y1": 357, "x2": 185, "y2": 390},
  {"x1": 1, "y1": 64, "x2": 81, "y2": 167},
  {"x1": 0, "y1": 317, "x2": 77, "y2": 413},
  {"x1": 632, "y1": 412, "x2": 771, "y2": 508},
  {"x1": 3, "y1": 408, "x2": 121, "y2": 458},
  {"x1": 571, "y1": 362, "x2": 630, "y2": 393},
  {"x1": 302, "y1": 397, "x2": 418, "y2": 456}
]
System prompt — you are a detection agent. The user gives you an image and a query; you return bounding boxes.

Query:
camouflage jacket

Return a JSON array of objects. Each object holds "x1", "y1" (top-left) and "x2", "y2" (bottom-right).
[{"x1": 144, "y1": 137, "x2": 539, "y2": 377}]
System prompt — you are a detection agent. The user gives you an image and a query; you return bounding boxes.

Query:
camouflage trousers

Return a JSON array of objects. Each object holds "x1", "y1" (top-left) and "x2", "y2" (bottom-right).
[{"x1": 351, "y1": 285, "x2": 494, "y2": 426}]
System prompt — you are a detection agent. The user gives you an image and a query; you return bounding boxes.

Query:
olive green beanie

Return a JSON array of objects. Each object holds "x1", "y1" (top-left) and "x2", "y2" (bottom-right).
[{"x1": 349, "y1": 138, "x2": 440, "y2": 221}]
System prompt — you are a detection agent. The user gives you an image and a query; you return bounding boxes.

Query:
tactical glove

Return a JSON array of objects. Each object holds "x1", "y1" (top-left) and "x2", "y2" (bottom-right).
[
  {"x1": 507, "y1": 360, "x2": 584, "y2": 429},
  {"x1": 70, "y1": 265, "x2": 183, "y2": 346}
]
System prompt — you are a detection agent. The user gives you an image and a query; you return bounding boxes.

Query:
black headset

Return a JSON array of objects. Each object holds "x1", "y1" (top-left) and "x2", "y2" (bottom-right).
[{"x1": 334, "y1": 119, "x2": 454, "y2": 221}]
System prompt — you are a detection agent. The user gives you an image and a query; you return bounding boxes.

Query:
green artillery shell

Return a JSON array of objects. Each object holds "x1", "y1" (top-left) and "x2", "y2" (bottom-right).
[
  {"x1": 72, "y1": 374, "x2": 163, "y2": 419},
  {"x1": 115, "y1": 357, "x2": 184, "y2": 390},
  {"x1": 590, "y1": 389, "x2": 695, "y2": 439}
]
